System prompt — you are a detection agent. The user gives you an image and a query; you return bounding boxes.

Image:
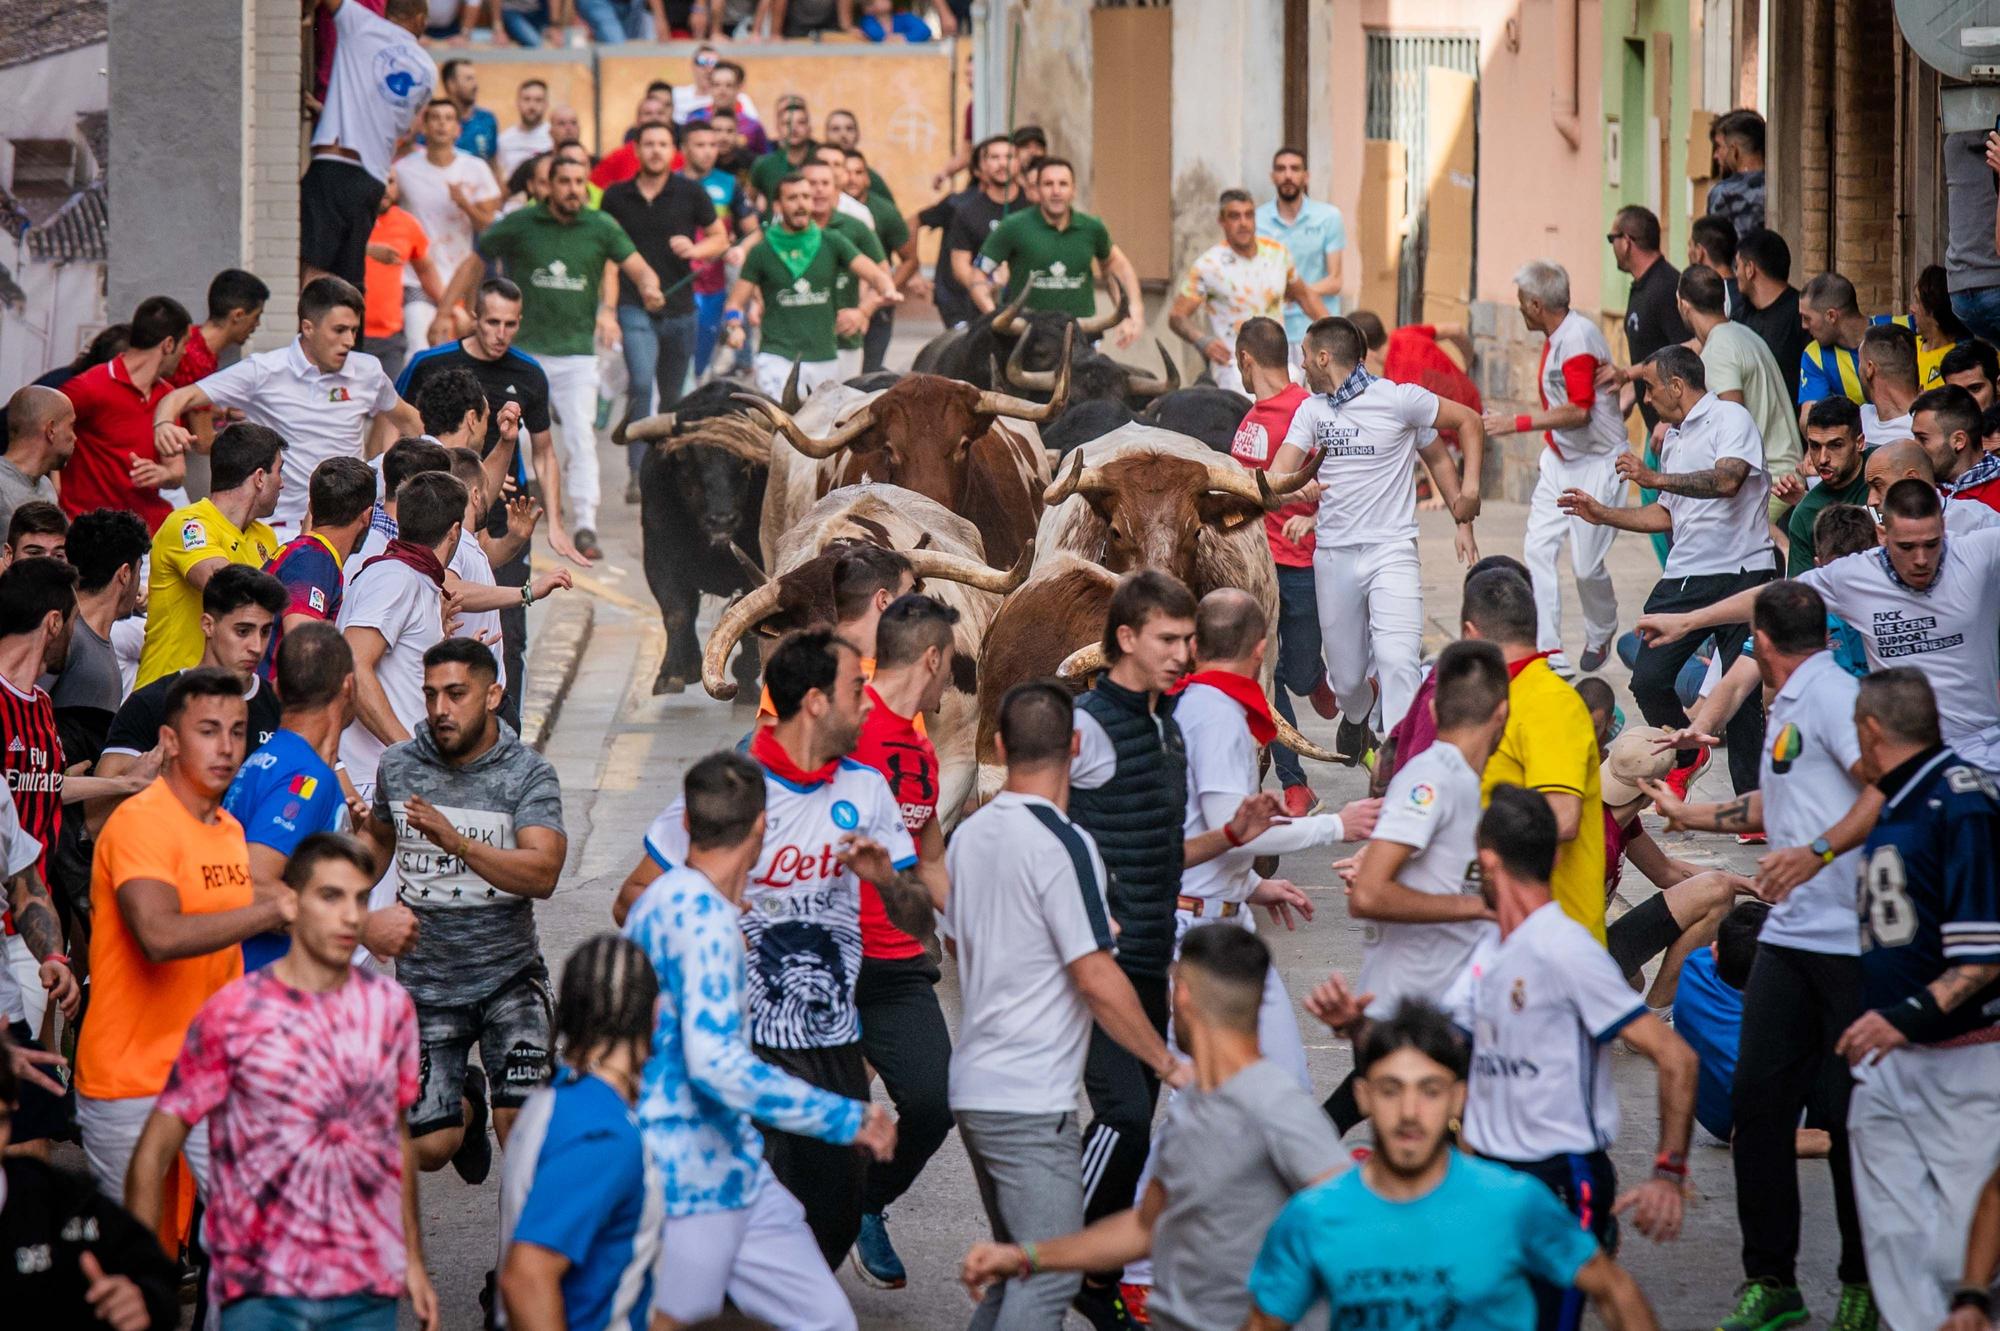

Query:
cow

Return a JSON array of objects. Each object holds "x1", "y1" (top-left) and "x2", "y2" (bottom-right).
[
  {"x1": 753, "y1": 380, "x2": 887, "y2": 578},
  {"x1": 1141, "y1": 386, "x2": 1254, "y2": 452},
  {"x1": 700, "y1": 483, "x2": 1028, "y2": 827},
  {"x1": 739, "y1": 344, "x2": 1071, "y2": 570},
  {"x1": 619, "y1": 379, "x2": 773, "y2": 697},
  {"x1": 996, "y1": 313, "x2": 1180, "y2": 409},
  {"x1": 912, "y1": 286, "x2": 1127, "y2": 386},
  {"x1": 1041, "y1": 399, "x2": 1135, "y2": 457}
]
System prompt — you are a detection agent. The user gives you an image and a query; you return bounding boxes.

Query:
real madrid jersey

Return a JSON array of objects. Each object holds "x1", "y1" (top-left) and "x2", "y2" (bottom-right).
[{"x1": 644, "y1": 758, "x2": 915, "y2": 1050}]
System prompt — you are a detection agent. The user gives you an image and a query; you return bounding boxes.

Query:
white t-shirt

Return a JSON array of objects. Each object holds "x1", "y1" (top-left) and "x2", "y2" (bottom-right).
[
  {"x1": 1456, "y1": 902, "x2": 1644, "y2": 1161},
  {"x1": 1657, "y1": 393, "x2": 1773, "y2": 577},
  {"x1": 198, "y1": 339, "x2": 400, "y2": 532},
  {"x1": 1540, "y1": 309, "x2": 1628, "y2": 459},
  {"x1": 1282, "y1": 378, "x2": 1441, "y2": 549},
  {"x1": 337, "y1": 558, "x2": 443, "y2": 789},
  {"x1": 1860, "y1": 405, "x2": 1914, "y2": 447},
  {"x1": 495, "y1": 121, "x2": 553, "y2": 179},
  {"x1": 1358, "y1": 740, "x2": 1496, "y2": 1018},
  {"x1": 1947, "y1": 497, "x2": 2000, "y2": 534},
  {"x1": 350, "y1": 520, "x2": 505, "y2": 690},
  {"x1": 1798, "y1": 527, "x2": 2000, "y2": 746},
  {"x1": 835, "y1": 193, "x2": 877, "y2": 232},
  {"x1": 393, "y1": 149, "x2": 503, "y2": 288},
  {"x1": 310, "y1": 1, "x2": 437, "y2": 183},
  {"x1": 1756, "y1": 650, "x2": 1866, "y2": 954},
  {"x1": 0, "y1": 783, "x2": 43, "y2": 1023},
  {"x1": 946, "y1": 791, "x2": 1115, "y2": 1114},
  {"x1": 644, "y1": 757, "x2": 915, "y2": 1051}
]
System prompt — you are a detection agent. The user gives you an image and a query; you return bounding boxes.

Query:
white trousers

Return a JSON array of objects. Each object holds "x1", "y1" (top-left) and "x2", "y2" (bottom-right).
[
  {"x1": 1848, "y1": 1041, "x2": 2000, "y2": 1331},
  {"x1": 5, "y1": 933, "x2": 42, "y2": 1038},
  {"x1": 1314, "y1": 541, "x2": 1423, "y2": 732},
  {"x1": 753, "y1": 353, "x2": 841, "y2": 402},
  {"x1": 77, "y1": 1091, "x2": 212, "y2": 1205},
  {"x1": 836, "y1": 345, "x2": 864, "y2": 380},
  {"x1": 651, "y1": 1166, "x2": 855, "y2": 1330},
  {"x1": 540, "y1": 353, "x2": 601, "y2": 533},
  {"x1": 1524, "y1": 448, "x2": 1622, "y2": 654}
]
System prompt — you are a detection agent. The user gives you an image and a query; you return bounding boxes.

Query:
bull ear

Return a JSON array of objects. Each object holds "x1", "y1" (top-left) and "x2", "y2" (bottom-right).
[{"x1": 1195, "y1": 491, "x2": 1262, "y2": 534}]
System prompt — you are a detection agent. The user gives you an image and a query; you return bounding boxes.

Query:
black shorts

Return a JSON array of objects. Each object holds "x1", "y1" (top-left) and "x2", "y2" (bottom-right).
[
  {"x1": 1606, "y1": 892, "x2": 1685, "y2": 982},
  {"x1": 300, "y1": 157, "x2": 387, "y2": 291},
  {"x1": 1499, "y1": 1150, "x2": 1619, "y2": 1331},
  {"x1": 7, "y1": 1020, "x2": 75, "y2": 1144},
  {"x1": 409, "y1": 962, "x2": 553, "y2": 1137}
]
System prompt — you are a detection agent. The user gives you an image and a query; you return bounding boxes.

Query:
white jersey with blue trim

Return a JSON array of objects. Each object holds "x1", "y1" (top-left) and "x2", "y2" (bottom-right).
[{"x1": 645, "y1": 757, "x2": 916, "y2": 1050}]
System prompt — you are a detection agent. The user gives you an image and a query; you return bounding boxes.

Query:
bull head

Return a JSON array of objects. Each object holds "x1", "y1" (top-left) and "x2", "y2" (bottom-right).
[
  {"x1": 1053, "y1": 643, "x2": 1343, "y2": 764},
  {"x1": 1006, "y1": 333, "x2": 1179, "y2": 401}
]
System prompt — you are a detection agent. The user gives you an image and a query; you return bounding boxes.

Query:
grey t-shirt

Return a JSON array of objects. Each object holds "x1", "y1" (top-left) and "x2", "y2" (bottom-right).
[
  {"x1": 374, "y1": 720, "x2": 566, "y2": 1006},
  {"x1": 1147, "y1": 1058, "x2": 1345, "y2": 1331},
  {"x1": 0, "y1": 457, "x2": 57, "y2": 536},
  {"x1": 48, "y1": 618, "x2": 123, "y2": 715},
  {"x1": 1946, "y1": 130, "x2": 2000, "y2": 293}
]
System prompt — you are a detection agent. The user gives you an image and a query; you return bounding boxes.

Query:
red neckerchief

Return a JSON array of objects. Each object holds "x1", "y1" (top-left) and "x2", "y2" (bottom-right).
[
  {"x1": 750, "y1": 725, "x2": 840, "y2": 787},
  {"x1": 1506, "y1": 650, "x2": 1557, "y2": 680},
  {"x1": 358, "y1": 538, "x2": 446, "y2": 587},
  {"x1": 1173, "y1": 668, "x2": 1277, "y2": 746}
]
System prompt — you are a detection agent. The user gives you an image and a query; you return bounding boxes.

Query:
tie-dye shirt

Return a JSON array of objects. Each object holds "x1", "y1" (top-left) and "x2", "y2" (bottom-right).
[
  {"x1": 155, "y1": 965, "x2": 419, "y2": 1304},
  {"x1": 623, "y1": 864, "x2": 865, "y2": 1215}
]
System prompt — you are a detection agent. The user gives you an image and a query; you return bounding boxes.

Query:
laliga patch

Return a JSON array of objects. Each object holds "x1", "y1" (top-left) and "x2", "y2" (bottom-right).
[
  {"x1": 830, "y1": 799, "x2": 860, "y2": 830},
  {"x1": 180, "y1": 520, "x2": 206, "y2": 551},
  {"x1": 1407, "y1": 782, "x2": 1436, "y2": 811},
  {"x1": 308, "y1": 586, "x2": 327, "y2": 613}
]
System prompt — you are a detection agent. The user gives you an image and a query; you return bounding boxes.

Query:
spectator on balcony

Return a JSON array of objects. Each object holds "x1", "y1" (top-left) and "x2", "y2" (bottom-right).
[
  {"x1": 1705, "y1": 109, "x2": 1766, "y2": 239},
  {"x1": 575, "y1": 0, "x2": 669, "y2": 41},
  {"x1": 860, "y1": 0, "x2": 935, "y2": 41}
]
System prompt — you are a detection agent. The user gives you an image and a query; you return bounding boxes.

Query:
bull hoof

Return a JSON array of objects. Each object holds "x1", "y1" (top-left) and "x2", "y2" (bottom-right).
[{"x1": 654, "y1": 671, "x2": 688, "y2": 695}]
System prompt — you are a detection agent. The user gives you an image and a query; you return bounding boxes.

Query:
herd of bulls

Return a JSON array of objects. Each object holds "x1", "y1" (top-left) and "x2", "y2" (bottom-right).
[{"x1": 620, "y1": 293, "x2": 1334, "y2": 828}]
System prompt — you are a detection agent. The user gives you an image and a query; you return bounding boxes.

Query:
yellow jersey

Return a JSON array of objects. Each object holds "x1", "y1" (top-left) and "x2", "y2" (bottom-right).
[
  {"x1": 1481, "y1": 657, "x2": 1607, "y2": 942},
  {"x1": 135, "y1": 499, "x2": 280, "y2": 688}
]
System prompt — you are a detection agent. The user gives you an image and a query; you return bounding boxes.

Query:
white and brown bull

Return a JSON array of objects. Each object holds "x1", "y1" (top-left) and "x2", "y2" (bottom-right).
[{"x1": 701, "y1": 483, "x2": 1027, "y2": 828}]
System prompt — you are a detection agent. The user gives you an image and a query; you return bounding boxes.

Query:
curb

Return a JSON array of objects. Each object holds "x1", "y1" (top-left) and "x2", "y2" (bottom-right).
[{"x1": 518, "y1": 595, "x2": 595, "y2": 753}]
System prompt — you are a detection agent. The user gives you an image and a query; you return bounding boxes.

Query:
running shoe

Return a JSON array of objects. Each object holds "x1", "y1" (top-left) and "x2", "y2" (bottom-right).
[
  {"x1": 1828, "y1": 1283, "x2": 1878, "y2": 1331},
  {"x1": 1071, "y1": 1280, "x2": 1133, "y2": 1330},
  {"x1": 1578, "y1": 640, "x2": 1612, "y2": 673},
  {"x1": 1118, "y1": 1281, "x2": 1153, "y2": 1326},
  {"x1": 851, "y1": 1212, "x2": 907, "y2": 1289},
  {"x1": 1282, "y1": 784, "x2": 1321, "y2": 818},
  {"x1": 1715, "y1": 1279, "x2": 1808, "y2": 1331},
  {"x1": 452, "y1": 1064, "x2": 493, "y2": 1185},
  {"x1": 1309, "y1": 675, "x2": 1339, "y2": 721},
  {"x1": 1736, "y1": 832, "x2": 1767, "y2": 846},
  {"x1": 1664, "y1": 748, "x2": 1712, "y2": 801},
  {"x1": 1333, "y1": 716, "x2": 1376, "y2": 767}
]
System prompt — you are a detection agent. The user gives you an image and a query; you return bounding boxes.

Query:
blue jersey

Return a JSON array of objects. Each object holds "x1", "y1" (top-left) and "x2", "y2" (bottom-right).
[
  {"x1": 1859, "y1": 747, "x2": 2000, "y2": 1041},
  {"x1": 501, "y1": 1069, "x2": 660, "y2": 1331},
  {"x1": 1671, "y1": 949, "x2": 1743, "y2": 1140},
  {"x1": 1247, "y1": 1151, "x2": 1600, "y2": 1330},
  {"x1": 222, "y1": 728, "x2": 345, "y2": 971}
]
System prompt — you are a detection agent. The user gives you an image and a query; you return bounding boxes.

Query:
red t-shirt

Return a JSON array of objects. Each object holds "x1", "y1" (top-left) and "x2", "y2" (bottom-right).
[
  {"x1": 1382, "y1": 324, "x2": 1482, "y2": 453},
  {"x1": 1230, "y1": 383, "x2": 1314, "y2": 567},
  {"x1": 849, "y1": 686, "x2": 939, "y2": 961},
  {"x1": 592, "y1": 142, "x2": 641, "y2": 190},
  {"x1": 59, "y1": 356, "x2": 175, "y2": 530},
  {"x1": 170, "y1": 328, "x2": 218, "y2": 391}
]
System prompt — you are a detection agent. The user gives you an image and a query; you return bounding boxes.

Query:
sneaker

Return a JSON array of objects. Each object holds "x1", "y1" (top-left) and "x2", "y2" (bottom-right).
[
  {"x1": 1333, "y1": 715, "x2": 1376, "y2": 767},
  {"x1": 1282, "y1": 784, "x2": 1321, "y2": 818},
  {"x1": 624, "y1": 474, "x2": 641, "y2": 505},
  {"x1": 1308, "y1": 675, "x2": 1339, "y2": 721},
  {"x1": 1736, "y1": 832, "x2": 1767, "y2": 846},
  {"x1": 1071, "y1": 1280, "x2": 1133, "y2": 1330},
  {"x1": 573, "y1": 527, "x2": 604, "y2": 561},
  {"x1": 1665, "y1": 748, "x2": 1712, "y2": 801},
  {"x1": 1829, "y1": 1283, "x2": 1878, "y2": 1331},
  {"x1": 1118, "y1": 1282, "x2": 1152, "y2": 1326},
  {"x1": 850, "y1": 1212, "x2": 907, "y2": 1290},
  {"x1": 1578, "y1": 640, "x2": 1612, "y2": 673},
  {"x1": 1715, "y1": 1279, "x2": 1808, "y2": 1331},
  {"x1": 452, "y1": 1064, "x2": 493, "y2": 1185}
]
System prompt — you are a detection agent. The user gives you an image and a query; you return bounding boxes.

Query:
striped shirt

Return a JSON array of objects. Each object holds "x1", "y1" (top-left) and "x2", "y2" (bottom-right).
[{"x1": 0, "y1": 673, "x2": 62, "y2": 880}]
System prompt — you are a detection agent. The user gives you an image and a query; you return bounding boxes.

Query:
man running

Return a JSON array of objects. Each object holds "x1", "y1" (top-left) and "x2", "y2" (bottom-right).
[
  {"x1": 970, "y1": 158, "x2": 1145, "y2": 347},
  {"x1": 1780, "y1": 398, "x2": 1871, "y2": 575},
  {"x1": 1272, "y1": 315, "x2": 1484, "y2": 761},
  {"x1": 1169, "y1": 192, "x2": 1327, "y2": 393}
]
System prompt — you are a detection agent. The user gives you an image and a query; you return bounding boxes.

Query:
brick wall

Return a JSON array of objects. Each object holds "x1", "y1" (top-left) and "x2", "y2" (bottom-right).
[
  {"x1": 244, "y1": 0, "x2": 300, "y2": 351},
  {"x1": 1830, "y1": 0, "x2": 1896, "y2": 311},
  {"x1": 1797, "y1": 0, "x2": 1832, "y2": 276}
]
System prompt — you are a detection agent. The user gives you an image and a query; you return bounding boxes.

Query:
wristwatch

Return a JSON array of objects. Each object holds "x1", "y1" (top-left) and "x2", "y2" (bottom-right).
[{"x1": 1810, "y1": 836, "x2": 1835, "y2": 864}]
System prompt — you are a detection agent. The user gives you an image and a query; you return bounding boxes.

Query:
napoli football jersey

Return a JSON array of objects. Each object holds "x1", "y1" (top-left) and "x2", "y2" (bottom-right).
[{"x1": 644, "y1": 755, "x2": 916, "y2": 1050}]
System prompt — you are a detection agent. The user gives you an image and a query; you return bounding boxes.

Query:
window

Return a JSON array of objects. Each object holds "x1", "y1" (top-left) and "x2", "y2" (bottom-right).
[
  {"x1": 1364, "y1": 31, "x2": 1480, "y2": 322},
  {"x1": 7, "y1": 138, "x2": 82, "y2": 198}
]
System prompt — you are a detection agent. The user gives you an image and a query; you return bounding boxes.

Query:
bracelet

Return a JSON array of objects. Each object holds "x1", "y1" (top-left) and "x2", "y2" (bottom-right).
[
  {"x1": 1019, "y1": 1242, "x2": 1040, "y2": 1275},
  {"x1": 1223, "y1": 823, "x2": 1244, "y2": 848},
  {"x1": 44, "y1": 953, "x2": 69, "y2": 968},
  {"x1": 456, "y1": 835, "x2": 472, "y2": 860},
  {"x1": 724, "y1": 309, "x2": 745, "y2": 323},
  {"x1": 520, "y1": 583, "x2": 536, "y2": 608},
  {"x1": 1514, "y1": 414, "x2": 1533, "y2": 434},
  {"x1": 1652, "y1": 1150, "x2": 1688, "y2": 1179},
  {"x1": 1952, "y1": 1287, "x2": 1992, "y2": 1316}
]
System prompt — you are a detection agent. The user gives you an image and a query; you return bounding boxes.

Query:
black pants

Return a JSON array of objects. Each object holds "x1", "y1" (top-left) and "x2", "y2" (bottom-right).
[
  {"x1": 856, "y1": 954, "x2": 954, "y2": 1214},
  {"x1": 1500, "y1": 1150, "x2": 1620, "y2": 1331},
  {"x1": 1632, "y1": 567, "x2": 1774, "y2": 794},
  {"x1": 862, "y1": 306, "x2": 896, "y2": 373},
  {"x1": 495, "y1": 550, "x2": 527, "y2": 732},
  {"x1": 1324, "y1": 1070, "x2": 1363, "y2": 1135},
  {"x1": 1731, "y1": 942, "x2": 1868, "y2": 1287},
  {"x1": 1080, "y1": 969, "x2": 1170, "y2": 1234},
  {"x1": 754, "y1": 1040, "x2": 870, "y2": 1268}
]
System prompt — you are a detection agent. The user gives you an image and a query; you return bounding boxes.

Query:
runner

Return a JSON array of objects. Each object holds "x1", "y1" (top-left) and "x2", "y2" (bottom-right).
[
  {"x1": 1272, "y1": 315, "x2": 1484, "y2": 760},
  {"x1": 1169, "y1": 191, "x2": 1327, "y2": 393},
  {"x1": 970, "y1": 159, "x2": 1144, "y2": 347},
  {"x1": 802, "y1": 154, "x2": 889, "y2": 381},
  {"x1": 259, "y1": 456, "x2": 376, "y2": 679},
  {"x1": 621, "y1": 749, "x2": 895, "y2": 1331},
  {"x1": 1781, "y1": 397, "x2": 1871, "y2": 574}
]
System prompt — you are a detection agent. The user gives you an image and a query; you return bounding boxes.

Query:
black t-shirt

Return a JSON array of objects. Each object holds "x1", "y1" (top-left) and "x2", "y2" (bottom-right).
[
  {"x1": 1737, "y1": 285, "x2": 1808, "y2": 408},
  {"x1": 1623, "y1": 259, "x2": 1689, "y2": 431},
  {"x1": 103, "y1": 671, "x2": 281, "y2": 760},
  {"x1": 0, "y1": 1158, "x2": 179, "y2": 1331},
  {"x1": 921, "y1": 187, "x2": 1030, "y2": 326},
  {"x1": 600, "y1": 175, "x2": 718, "y2": 318},
  {"x1": 398, "y1": 343, "x2": 554, "y2": 453}
]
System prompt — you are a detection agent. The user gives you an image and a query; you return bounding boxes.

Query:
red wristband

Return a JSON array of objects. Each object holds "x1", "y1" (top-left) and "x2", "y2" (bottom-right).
[
  {"x1": 44, "y1": 953, "x2": 69, "y2": 967},
  {"x1": 1653, "y1": 1150, "x2": 1687, "y2": 1177},
  {"x1": 1224, "y1": 824, "x2": 1245, "y2": 847},
  {"x1": 1514, "y1": 414, "x2": 1533, "y2": 434}
]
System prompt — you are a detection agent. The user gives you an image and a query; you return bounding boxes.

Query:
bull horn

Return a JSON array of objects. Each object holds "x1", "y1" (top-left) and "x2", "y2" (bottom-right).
[
  {"x1": 905, "y1": 537, "x2": 1034, "y2": 596},
  {"x1": 1043, "y1": 451, "x2": 1110, "y2": 506},
  {"x1": 1076, "y1": 281, "x2": 1130, "y2": 336},
  {"x1": 781, "y1": 360, "x2": 804, "y2": 412},
  {"x1": 1255, "y1": 445, "x2": 1325, "y2": 508},
  {"x1": 727, "y1": 541, "x2": 767, "y2": 586},
  {"x1": 1056, "y1": 642, "x2": 1106, "y2": 679},
  {"x1": 614, "y1": 411, "x2": 674, "y2": 446},
  {"x1": 732, "y1": 393, "x2": 875, "y2": 461},
  {"x1": 1004, "y1": 329, "x2": 1057, "y2": 393},
  {"x1": 1272, "y1": 714, "x2": 1343, "y2": 764},
  {"x1": 990, "y1": 287, "x2": 1029, "y2": 336},
  {"x1": 976, "y1": 324, "x2": 1072, "y2": 420},
  {"x1": 701, "y1": 581, "x2": 785, "y2": 700},
  {"x1": 1123, "y1": 340, "x2": 1182, "y2": 400}
]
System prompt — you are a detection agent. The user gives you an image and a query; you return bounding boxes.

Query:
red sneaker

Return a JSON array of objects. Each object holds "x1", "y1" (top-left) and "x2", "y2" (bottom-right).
[
  {"x1": 1119, "y1": 1282, "x2": 1153, "y2": 1326},
  {"x1": 1309, "y1": 675, "x2": 1339, "y2": 721},
  {"x1": 1736, "y1": 832, "x2": 1767, "y2": 845},
  {"x1": 1664, "y1": 748, "x2": 1711, "y2": 801},
  {"x1": 1282, "y1": 784, "x2": 1321, "y2": 818}
]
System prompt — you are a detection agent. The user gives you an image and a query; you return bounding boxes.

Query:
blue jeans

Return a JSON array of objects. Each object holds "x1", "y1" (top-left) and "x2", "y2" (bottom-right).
[
  {"x1": 574, "y1": 0, "x2": 653, "y2": 39},
  {"x1": 1953, "y1": 284, "x2": 2000, "y2": 346},
  {"x1": 499, "y1": 4, "x2": 550, "y2": 45},
  {"x1": 618, "y1": 305, "x2": 698, "y2": 475},
  {"x1": 221, "y1": 1294, "x2": 397, "y2": 1331},
  {"x1": 694, "y1": 289, "x2": 726, "y2": 377},
  {"x1": 1270, "y1": 563, "x2": 1326, "y2": 788}
]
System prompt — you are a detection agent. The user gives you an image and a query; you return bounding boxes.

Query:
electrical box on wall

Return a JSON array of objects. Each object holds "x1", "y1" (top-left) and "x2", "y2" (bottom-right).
[{"x1": 1606, "y1": 118, "x2": 1622, "y2": 188}]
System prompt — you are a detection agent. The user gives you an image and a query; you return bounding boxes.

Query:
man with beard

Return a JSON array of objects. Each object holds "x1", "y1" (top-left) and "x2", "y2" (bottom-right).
[
  {"x1": 1257, "y1": 147, "x2": 1347, "y2": 340},
  {"x1": 1780, "y1": 398, "x2": 1870, "y2": 575},
  {"x1": 614, "y1": 629, "x2": 934, "y2": 1270}
]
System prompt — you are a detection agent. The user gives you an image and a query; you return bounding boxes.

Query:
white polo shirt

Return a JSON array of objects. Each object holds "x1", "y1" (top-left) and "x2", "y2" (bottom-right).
[
  {"x1": 1456, "y1": 902, "x2": 1644, "y2": 1162},
  {"x1": 199, "y1": 339, "x2": 400, "y2": 532},
  {"x1": 946, "y1": 791, "x2": 1114, "y2": 1114},
  {"x1": 1540, "y1": 309, "x2": 1627, "y2": 460},
  {"x1": 336, "y1": 556, "x2": 443, "y2": 790},
  {"x1": 351, "y1": 518, "x2": 507, "y2": 690},
  {"x1": 1657, "y1": 393, "x2": 1774, "y2": 577},
  {"x1": 1282, "y1": 378, "x2": 1441, "y2": 549},
  {"x1": 1757, "y1": 650, "x2": 1866, "y2": 954},
  {"x1": 1358, "y1": 739, "x2": 1495, "y2": 1018},
  {"x1": 309, "y1": 0, "x2": 436, "y2": 183},
  {"x1": 0, "y1": 783, "x2": 43, "y2": 1024},
  {"x1": 1798, "y1": 527, "x2": 2000, "y2": 750}
]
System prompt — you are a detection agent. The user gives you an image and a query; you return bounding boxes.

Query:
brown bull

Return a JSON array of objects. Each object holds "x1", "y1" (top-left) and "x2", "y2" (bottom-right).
[{"x1": 737, "y1": 335, "x2": 1071, "y2": 569}]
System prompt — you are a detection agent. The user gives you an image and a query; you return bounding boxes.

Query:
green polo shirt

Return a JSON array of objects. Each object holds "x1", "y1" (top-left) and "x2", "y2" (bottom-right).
[
  {"x1": 750, "y1": 147, "x2": 812, "y2": 207},
  {"x1": 866, "y1": 166, "x2": 894, "y2": 206},
  {"x1": 976, "y1": 207, "x2": 1114, "y2": 317},
  {"x1": 828, "y1": 212, "x2": 886, "y2": 351},
  {"x1": 475, "y1": 205, "x2": 634, "y2": 357},
  {"x1": 740, "y1": 227, "x2": 862, "y2": 364},
  {"x1": 862, "y1": 191, "x2": 909, "y2": 255}
]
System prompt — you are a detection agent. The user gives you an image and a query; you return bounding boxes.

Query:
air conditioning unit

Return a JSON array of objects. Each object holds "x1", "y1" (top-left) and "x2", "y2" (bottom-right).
[{"x1": 1896, "y1": 1, "x2": 2000, "y2": 130}]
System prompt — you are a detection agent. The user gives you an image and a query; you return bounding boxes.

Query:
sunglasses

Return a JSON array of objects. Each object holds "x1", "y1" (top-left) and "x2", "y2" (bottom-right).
[{"x1": 695, "y1": 51, "x2": 718, "y2": 68}]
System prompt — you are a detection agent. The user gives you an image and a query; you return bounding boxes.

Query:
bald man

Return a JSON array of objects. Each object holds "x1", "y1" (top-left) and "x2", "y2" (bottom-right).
[
  {"x1": 1864, "y1": 438, "x2": 2000, "y2": 534},
  {"x1": 0, "y1": 386, "x2": 73, "y2": 535}
]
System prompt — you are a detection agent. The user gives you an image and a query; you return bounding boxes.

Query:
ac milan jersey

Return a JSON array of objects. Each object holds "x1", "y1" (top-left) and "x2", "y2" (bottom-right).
[
  {"x1": 0, "y1": 674, "x2": 62, "y2": 878},
  {"x1": 1859, "y1": 748, "x2": 2000, "y2": 1042},
  {"x1": 849, "y1": 689, "x2": 938, "y2": 962},
  {"x1": 644, "y1": 757, "x2": 916, "y2": 1050}
]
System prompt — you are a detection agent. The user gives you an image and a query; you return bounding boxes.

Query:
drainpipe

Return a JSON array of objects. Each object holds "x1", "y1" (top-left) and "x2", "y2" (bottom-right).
[{"x1": 1552, "y1": 0, "x2": 1582, "y2": 149}]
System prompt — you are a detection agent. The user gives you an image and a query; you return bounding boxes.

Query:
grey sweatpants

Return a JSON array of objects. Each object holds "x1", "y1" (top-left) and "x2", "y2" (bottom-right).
[{"x1": 959, "y1": 1109, "x2": 1085, "y2": 1330}]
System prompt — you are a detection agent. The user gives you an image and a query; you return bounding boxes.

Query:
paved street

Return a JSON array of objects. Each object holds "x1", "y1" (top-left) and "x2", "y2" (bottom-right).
[{"x1": 405, "y1": 336, "x2": 1856, "y2": 1331}]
